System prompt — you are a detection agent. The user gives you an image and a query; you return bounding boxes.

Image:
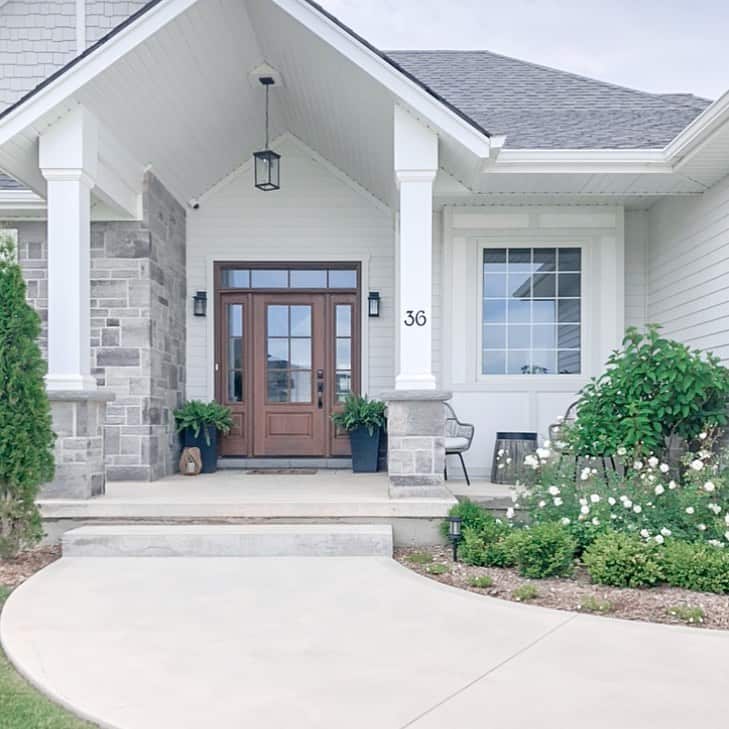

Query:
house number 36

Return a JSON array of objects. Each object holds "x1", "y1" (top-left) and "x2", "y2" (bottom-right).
[{"x1": 403, "y1": 310, "x2": 427, "y2": 327}]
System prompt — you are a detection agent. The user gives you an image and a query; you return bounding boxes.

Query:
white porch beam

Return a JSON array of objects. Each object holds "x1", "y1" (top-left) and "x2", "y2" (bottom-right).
[
  {"x1": 39, "y1": 106, "x2": 98, "y2": 392},
  {"x1": 394, "y1": 105, "x2": 438, "y2": 391}
]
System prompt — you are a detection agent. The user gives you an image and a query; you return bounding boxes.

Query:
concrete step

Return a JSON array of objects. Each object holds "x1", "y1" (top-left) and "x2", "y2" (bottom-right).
[{"x1": 61, "y1": 524, "x2": 393, "y2": 558}]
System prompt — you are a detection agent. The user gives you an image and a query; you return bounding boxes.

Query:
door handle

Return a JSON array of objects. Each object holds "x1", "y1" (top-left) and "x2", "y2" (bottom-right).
[{"x1": 317, "y1": 380, "x2": 324, "y2": 409}]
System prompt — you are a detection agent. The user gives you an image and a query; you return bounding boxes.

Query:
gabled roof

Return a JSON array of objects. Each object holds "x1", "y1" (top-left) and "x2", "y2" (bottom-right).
[{"x1": 388, "y1": 50, "x2": 711, "y2": 150}]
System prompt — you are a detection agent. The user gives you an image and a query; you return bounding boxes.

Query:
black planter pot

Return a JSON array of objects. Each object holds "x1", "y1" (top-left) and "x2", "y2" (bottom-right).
[
  {"x1": 349, "y1": 426, "x2": 381, "y2": 473},
  {"x1": 182, "y1": 425, "x2": 218, "y2": 473}
]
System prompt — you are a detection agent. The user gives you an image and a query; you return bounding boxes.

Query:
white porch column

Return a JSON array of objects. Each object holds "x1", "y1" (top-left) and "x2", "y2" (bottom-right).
[
  {"x1": 39, "y1": 106, "x2": 99, "y2": 392},
  {"x1": 394, "y1": 106, "x2": 438, "y2": 390}
]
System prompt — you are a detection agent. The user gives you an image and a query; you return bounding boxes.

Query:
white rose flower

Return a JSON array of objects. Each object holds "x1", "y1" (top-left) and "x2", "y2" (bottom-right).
[
  {"x1": 686, "y1": 506, "x2": 695, "y2": 515},
  {"x1": 543, "y1": 440, "x2": 551, "y2": 448},
  {"x1": 633, "y1": 460, "x2": 643, "y2": 471},
  {"x1": 704, "y1": 481, "x2": 716, "y2": 492},
  {"x1": 690, "y1": 459, "x2": 704, "y2": 471},
  {"x1": 580, "y1": 505, "x2": 590, "y2": 515},
  {"x1": 659, "y1": 463, "x2": 670, "y2": 473},
  {"x1": 579, "y1": 497, "x2": 588, "y2": 507},
  {"x1": 498, "y1": 448, "x2": 505, "y2": 457},
  {"x1": 591, "y1": 517, "x2": 600, "y2": 526},
  {"x1": 524, "y1": 454, "x2": 539, "y2": 469},
  {"x1": 623, "y1": 499, "x2": 633, "y2": 509},
  {"x1": 608, "y1": 497, "x2": 616, "y2": 506},
  {"x1": 648, "y1": 456, "x2": 659, "y2": 468},
  {"x1": 698, "y1": 523, "x2": 707, "y2": 531},
  {"x1": 590, "y1": 494, "x2": 600, "y2": 504},
  {"x1": 553, "y1": 497, "x2": 563, "y2": 506},
  {"x1": 610, "y1": 514, "x2": 617, "y2": 520},
  {"x1": 506, "y1": 507, "x2": 514, "y2": 519},
  {"x1": 633, "y1": 505, "x2": 642, "y2": 514},
  {"x1": 560, "y1": 517, "x2": 571, "y2": 526},
  {"x1": 725, "y1": 513, "x2": 729, "y2": 526},
  {"x1": 699, "y1": 432, "x2": 708, "y2": 440},
  {"x1": 538, "y1": 500, "x2": 546, "y2": 508},
  {"x1": 708, "y1": 503, "x2": 721, "y2": 515},
  {"x1": 536, "y1": 447, "x2": 551, "y2": 460},
  {"x1": 654, "y1": 535, "x2": 664, "y2": 545},
  {"x1": 548, "y1": 486, "x2": 560, "y2": 496},
  {"x1": 660, "y1": 528, "x2": 672, "y2": 537},
  {"x1": 640, "y1": 529, "x2": 650, "y2": 538},
  {"x1": 668, "y1": 480, "x2": 678, "y2": 490},
  {"x1": 654, "y1": 484, "x2": 665, "y2": 496},
  {"x1": 506, "y1": 457, "x2": 512, "y2": 464},
  {"x1": 617, "y1": 446, "x2": 627, "y2": 456},
  {"x1": 580, "y1": 467, "x2": 591, "y2": 481},
  {"x1": 725, "y1": 531, "x2": 729, "y2": 541}
]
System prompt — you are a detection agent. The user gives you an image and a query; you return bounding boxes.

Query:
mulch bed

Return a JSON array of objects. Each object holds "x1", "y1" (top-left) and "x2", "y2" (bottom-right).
[
  {"x1": 0, "y1": 545, "x2": 60, "y2": 589},
  {"x1": 396, "y1": 546, "x2": 729, "y2": 630}
]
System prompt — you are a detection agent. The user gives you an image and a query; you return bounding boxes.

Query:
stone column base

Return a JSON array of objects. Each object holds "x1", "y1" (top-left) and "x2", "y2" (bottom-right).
[
  {"x1": 381, "y1": 390, "x2": 453, "y2": 498},
  {"x1": 42, "y1": 390, "x2": 115, "y2": 498}
]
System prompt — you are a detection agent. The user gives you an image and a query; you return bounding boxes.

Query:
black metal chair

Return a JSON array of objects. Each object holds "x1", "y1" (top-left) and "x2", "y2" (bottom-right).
[{"x1": 444, "y1": 403, "x2": 475, "y2": 485}]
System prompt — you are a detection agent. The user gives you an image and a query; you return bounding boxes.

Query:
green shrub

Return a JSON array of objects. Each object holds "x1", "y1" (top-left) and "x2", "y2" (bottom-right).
[
  {"x1": 577, "y1": 595, "x2": 614, "y2": 614},
  {"x1": 666, "y1": 605, "x2": 705, "y2": 624},
  {"x1": 440, "y1": 499, "x2": 489, "y2": 539},
  {"x1": 0, "y1": 236, "x2": 54, "y2": 558},
  {"x1": 459, "y1": 522, "x2": 519, "y2": 568},
  {"x1": 406, "y1": 551, "x2": 433, "y2": 565},
  {"x1": 513, "y1": 522, "x2": 577, "y2": 578},
  {"x1": 330, "y1": 394, "x2": 386, "y2": 436},
  {"x1": 663, "y1": 541, "x2": 729, "y2": 594},
  {"x1": 469, "y1": 575, "x2": 494, "y2": 589},
  {"x1": 512, "y1": 584, "x2": 539, "y2": 601},
  {"x1": 569, "y1": 324, "x2": 729, "y2": 456},
  {"x1": 426, "y1": 563, "x2": 448, "y2": 575},
  {"x1": 583, "y1": 532, "x2": 664, "y2": 588}
]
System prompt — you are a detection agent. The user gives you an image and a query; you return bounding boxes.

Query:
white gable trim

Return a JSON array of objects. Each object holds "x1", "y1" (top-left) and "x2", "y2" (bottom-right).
[
  {"x1": 197, "y1": 132, "x2": 392, "y2": 215},
  {"x1": 0, "y1": 0, "x2": 491, "y2": 161}
]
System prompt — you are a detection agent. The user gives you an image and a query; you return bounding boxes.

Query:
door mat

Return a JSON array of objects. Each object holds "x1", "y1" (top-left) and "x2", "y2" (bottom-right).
[{"x1": 246, "y1": 468, "x2": 319, "y2": 475}]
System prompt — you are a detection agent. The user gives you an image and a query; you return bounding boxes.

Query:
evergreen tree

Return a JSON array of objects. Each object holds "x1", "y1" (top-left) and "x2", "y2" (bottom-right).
[{"x1": 0, "y1": 233, "x2": 54, "y2": 557}]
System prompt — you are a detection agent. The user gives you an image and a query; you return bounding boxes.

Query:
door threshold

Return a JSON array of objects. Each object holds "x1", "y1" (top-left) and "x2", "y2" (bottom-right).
[{"x1": 218, "y1": 457, "x2": 352, "y2": 470}]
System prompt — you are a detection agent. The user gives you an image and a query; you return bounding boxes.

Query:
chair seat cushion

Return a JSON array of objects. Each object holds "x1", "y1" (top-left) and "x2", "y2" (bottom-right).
[{"x1": 446, "y1": 436, "x2": 469, "y2": 452}]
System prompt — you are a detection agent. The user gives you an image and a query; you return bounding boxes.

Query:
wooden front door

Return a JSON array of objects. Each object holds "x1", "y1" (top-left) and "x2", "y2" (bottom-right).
[{"x1": 215, "y1": 264, "x2": 360, "y2": 458}]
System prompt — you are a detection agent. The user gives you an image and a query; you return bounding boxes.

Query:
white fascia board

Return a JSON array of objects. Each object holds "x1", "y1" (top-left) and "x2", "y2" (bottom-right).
[
  {"x1": 663, "y1": 89, "x2": 729, "y2": 165},
  {"x1": 0, "y1": 189, "x2": 46, "y2": 218},
  {"x1": 491, "y1": 148, "x2": 672, "y2": 174},
  {"x1": 270, "y1": 0, "x2": 492, "y2": 159},
  {"x1": 0, "y1": 0, "x2": 199, "y2": 147}
]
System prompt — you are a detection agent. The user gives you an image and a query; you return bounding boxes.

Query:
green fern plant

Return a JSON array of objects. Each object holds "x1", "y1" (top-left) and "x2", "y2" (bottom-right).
[
  {"x1": 330, "y1": 394, "x2": 386, "y2": 436},
  {"x1": 174, "y1": 400, "x2": 233, "y2": 446}
]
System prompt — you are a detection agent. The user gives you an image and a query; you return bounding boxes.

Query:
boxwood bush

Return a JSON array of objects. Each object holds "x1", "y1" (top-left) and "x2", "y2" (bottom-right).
[
  {"x1": 662, "y1": 540, "x2": 729, "y2": 594},
  {"x1": 583, "y1": 532, "x2": 664, "y2": 588},
  {"x1": 513, "y1": 522, "x2": 577, "y2": 578}
]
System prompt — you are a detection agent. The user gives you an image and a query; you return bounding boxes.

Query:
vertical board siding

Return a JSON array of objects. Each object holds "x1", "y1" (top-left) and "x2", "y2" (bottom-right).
[
  {"x1": 646, "y1": 175, "x2": 729, "y2": 361},
  {"x1": 624, "y1": 209, "x2": 646, "y2": 329},
  {"x1": 186, "y1": 136, "x2": 395, "y2": 402}
]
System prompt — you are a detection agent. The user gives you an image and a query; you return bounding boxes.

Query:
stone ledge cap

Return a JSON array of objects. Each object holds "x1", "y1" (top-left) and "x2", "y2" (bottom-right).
[
  {"x1": 47, "y1": 389, "x2": 116, "y2": 403},
  {"x1": 380, "y1": 390, "x2": 452, "y2": 402}
]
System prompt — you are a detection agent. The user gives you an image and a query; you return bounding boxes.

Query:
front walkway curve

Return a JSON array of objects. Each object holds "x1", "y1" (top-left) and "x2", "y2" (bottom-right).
[{"x1": 2, "y1": 556, "x2": 729, "y2": 729}]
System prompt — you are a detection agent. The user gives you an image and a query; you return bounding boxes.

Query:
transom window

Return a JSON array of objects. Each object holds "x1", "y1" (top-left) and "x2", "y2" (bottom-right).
[
  {"x1": 482, "y1": 247, "x2": 581, "y2": 375},
  {"x1": 220, "y1": 267, "x2": 357, "y2": 290}
]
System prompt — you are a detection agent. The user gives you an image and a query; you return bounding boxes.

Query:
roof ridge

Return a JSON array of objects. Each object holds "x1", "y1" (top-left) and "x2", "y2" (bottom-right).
[{"x1": 385, "y1": 49, "x2": 713, "y2": 110}]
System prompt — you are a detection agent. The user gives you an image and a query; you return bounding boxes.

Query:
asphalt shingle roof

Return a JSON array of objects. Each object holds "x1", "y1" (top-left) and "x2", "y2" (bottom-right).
[{"x1": 387, "y1": 50, "x2": 711, "y2": 149}]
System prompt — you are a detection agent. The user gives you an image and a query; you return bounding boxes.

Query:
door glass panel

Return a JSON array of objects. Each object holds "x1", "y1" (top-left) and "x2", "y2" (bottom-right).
[
  {"x1": 290, "y1": 305, "x2": 312, "y2": 336},
  {"x1": 328, "y1": 270, "x2": 357, "y2": 288},
  {"x1": 266, "y1": 304, "x2": 313, "y2": 403},
  {"x1": 334, "y1": 304, "x2": 353, "y2": 402},
  {"x1": 226, "y1": 304, "x2": 244, "y2": 402},
  {"x1": 252, "y1": 269, "x2": 288, "y2": 288},
  {"x1": 290, "y1": 270, "x2": 327, "y2": 288},
  {"x1": 222, "y1": 269, "x2": 250, "y2": 288}
]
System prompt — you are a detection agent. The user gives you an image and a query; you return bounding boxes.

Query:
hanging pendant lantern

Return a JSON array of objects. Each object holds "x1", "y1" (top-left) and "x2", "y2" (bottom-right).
[{"x1": 254, "y1": 77, "x2": 281, "y2": 191}]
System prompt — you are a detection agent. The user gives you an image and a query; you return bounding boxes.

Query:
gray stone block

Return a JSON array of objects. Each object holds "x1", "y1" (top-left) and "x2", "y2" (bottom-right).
[{"x1": 97, "y1": 348, "x2": 140, "y2": 367}]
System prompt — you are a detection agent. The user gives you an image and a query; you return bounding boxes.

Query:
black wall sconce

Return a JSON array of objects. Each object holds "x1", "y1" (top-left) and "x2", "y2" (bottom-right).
[
  {"x1": 368, "y1": 291, "x2": 381, "y2": 318},
  {"x1": 193, "y1": 291, "x2": 207, "y2": 317}
]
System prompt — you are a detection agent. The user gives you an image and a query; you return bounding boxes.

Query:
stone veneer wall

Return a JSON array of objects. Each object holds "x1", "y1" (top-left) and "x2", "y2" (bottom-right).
[{"x1": 1, "y1": 172, "x2": 186, "y2": 482}]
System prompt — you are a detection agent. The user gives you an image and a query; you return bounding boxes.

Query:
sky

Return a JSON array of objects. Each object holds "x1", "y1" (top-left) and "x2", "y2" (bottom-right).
[{"x1": 318, "y1": 0, "x2": 728, "y2": 100}]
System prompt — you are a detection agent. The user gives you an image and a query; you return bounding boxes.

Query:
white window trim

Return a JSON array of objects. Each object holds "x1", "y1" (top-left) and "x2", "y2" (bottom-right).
[{"x1": 475, "y1": 237, "x2": 590, "y2": 386}]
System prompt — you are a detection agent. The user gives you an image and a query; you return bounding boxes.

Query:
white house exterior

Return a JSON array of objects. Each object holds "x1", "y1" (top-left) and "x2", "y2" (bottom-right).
[{"x1": 2, "y1": 0, "x2": 729, "y2": 497}]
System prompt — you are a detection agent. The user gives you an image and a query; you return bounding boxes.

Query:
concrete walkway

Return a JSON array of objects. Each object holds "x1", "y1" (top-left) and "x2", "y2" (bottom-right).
[{"x1": 2, "y1": 556, "x2": 729, "y2": 728}]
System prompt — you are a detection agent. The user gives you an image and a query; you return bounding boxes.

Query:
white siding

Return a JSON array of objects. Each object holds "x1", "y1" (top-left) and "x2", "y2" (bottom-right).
[
  {"x1": 625, "y1": 209, "x2": 646, "y2": 329},
  {"x1": 185, "y1": 135, "x2": 395, "y2": 402},
  {"x1": 85, "y1": 1, "x2": 147, "y2": 45},
  {"x1": 646, "y1": 174, "x2": 729, "y2": 361},
  {"x1": 440, "y1": 206, "x2": 625, "y2": 477}
]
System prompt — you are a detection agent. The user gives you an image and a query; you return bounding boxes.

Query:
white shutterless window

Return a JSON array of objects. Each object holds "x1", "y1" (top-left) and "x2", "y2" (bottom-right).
[{"x1": 480, "y1": 245, "x2": 582, "y2": 376}]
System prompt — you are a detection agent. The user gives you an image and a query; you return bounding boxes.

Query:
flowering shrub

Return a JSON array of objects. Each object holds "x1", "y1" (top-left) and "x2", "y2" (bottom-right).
[
  {"x1": 582, "y1": 532, "x2": 664, "y2": 588},
  {"x1": 519, "y1": 431, "x2": 729, "y2": 552},
  {"x1": 568, "y1": 325, "x2": 729, "y2": 456},
  {"x1": 511, "y1": 522, "x2": 576, "y2": 578}
]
